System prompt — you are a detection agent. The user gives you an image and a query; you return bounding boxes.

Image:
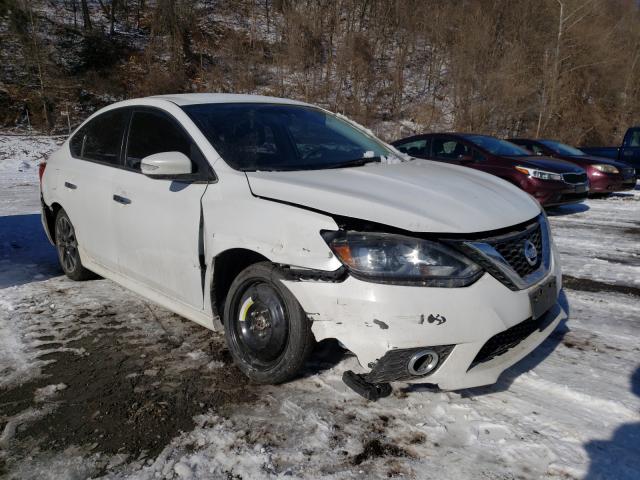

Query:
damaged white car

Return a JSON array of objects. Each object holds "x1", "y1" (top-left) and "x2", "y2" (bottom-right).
[{"x1": 40, "y1": 94, "x2": 566, "y2": 399}]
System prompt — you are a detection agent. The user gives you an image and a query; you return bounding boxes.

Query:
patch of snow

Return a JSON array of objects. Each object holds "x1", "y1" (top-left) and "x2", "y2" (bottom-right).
[{"x1": 34, "y1": 383, "x2": 67, "y2": 403}]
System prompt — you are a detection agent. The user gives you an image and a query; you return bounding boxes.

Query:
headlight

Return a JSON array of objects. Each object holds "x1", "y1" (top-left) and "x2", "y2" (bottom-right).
[
  {"x1": 515, "y1": 166, "x2": 563, "y2": 181},
  {"x1": 592, "y1": 164, "x2": 619, "y2": 174},
  {"x1": 322, "y1": 231, "x2": 482, "y2": 287}
]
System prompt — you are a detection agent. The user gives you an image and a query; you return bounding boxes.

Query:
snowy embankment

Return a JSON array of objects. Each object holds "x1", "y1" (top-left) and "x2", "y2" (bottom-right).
[{"x1": 0, "y1": 135, "x2": 638, "y2": 479}]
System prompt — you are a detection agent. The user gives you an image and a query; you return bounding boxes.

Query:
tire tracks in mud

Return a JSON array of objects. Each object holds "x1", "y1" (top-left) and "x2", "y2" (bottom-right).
[
  {"x1": 0, "y1": 278, "x2": 256, "y2": 476},
  {"x1": 562, "y1": 275, "x2": 640, "y2": 297}
]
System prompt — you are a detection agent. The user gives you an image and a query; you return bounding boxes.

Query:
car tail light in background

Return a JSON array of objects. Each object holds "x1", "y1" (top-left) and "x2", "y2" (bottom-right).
[{"x1": 38, "y1": 161, "x2": 47, "y2": 187}]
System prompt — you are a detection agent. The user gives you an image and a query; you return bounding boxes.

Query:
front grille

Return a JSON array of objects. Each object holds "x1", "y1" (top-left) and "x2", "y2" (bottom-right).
[
  {"x1": 562, "y1": 172, "x2": 588, "y2": 184},
  {"x1": 490, "y1": 224, "x2": 542, "y2": 278},
  {"x1": 456, "y1": 215, "x2": 550, "y2": 291},
  {"x1": 470, "y1": 314, "x2": 552, "y2": 367},
  {"x1": 622, "y1": 167, "x2": 636, "y2": 178}
]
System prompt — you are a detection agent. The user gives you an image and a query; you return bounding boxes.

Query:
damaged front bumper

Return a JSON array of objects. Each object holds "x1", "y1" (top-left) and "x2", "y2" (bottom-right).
[{"x1": 283, "y1": 256, "x2": 565, "y2": 390}]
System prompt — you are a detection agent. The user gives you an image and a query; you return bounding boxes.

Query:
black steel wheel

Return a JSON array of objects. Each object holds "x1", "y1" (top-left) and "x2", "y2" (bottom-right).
[
  {"x1": 54, "y1": 209, "x2": 96, "y2": 281},
  {"x1": 224, "y1": 262, "x2": 314, "y2": 384}
]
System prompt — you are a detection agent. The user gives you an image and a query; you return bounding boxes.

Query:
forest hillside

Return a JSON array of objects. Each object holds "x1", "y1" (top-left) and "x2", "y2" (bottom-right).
[{"x1": 1, "y1": 0, "x2": 639, "y2": 144}]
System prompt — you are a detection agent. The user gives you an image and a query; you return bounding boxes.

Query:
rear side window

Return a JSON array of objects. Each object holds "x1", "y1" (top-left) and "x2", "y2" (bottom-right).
[
  {"x1": 125, "y1": 110, "x2": 198, "y2": 173},
  {"x1": 69, "y1": 109, "x2": 128, "y2": 165},
  {"x1": 395, "y1": 138, "x2": 430, "y2": 158}
]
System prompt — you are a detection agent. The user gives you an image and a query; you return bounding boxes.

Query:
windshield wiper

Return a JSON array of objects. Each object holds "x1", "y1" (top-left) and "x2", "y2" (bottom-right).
[{"x1": 321, "y1": 156, "x2": 382, "y2": 169}]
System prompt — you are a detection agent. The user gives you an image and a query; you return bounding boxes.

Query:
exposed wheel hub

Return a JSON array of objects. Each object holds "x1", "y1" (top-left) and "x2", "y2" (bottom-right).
[{"x1": 234, "y1": 282, "x2": 289, "y2": 366}]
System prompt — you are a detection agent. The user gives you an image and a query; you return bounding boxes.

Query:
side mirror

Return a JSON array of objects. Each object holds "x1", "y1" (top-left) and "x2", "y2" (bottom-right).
[{"x1": 141, "y1": 151, "x2": 192, "y2": 178}]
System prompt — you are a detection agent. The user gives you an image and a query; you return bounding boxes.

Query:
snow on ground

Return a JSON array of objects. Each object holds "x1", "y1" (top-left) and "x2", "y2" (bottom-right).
[{"x1": 0, "y1": 135, "x2": 639, "y2": 479}]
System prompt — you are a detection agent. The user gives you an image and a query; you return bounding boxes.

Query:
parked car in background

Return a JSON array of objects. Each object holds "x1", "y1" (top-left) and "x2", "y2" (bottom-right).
[
  {"x1": 508, "y1": 138, "x2": 637, "y2": 195},
  {"x1": 40, "y1": 94, "x2": 566, "y2": 400},
  {"x1": 392, "y1": 133, "x2": 589, "y2": 207},
  {"x1": 581, "y1": 127, "x2": 640, "y2": 176}
]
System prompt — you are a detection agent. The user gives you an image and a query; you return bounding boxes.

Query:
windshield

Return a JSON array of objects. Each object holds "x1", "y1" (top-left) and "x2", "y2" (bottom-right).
[
  {"x1": 539, "y1": 140, "x2": 585, "y2": 156},
  {"x1": 463, "y1": 135, "x2": 531, "y2": 157},
  {"x1": 182, "y1": 103, "x2": 397, "y2": 171}
]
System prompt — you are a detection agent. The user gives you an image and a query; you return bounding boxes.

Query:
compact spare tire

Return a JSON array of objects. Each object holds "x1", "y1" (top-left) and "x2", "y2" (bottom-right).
[{"x1": 223, "y1": 262, "x2": 314, "y2": 384}]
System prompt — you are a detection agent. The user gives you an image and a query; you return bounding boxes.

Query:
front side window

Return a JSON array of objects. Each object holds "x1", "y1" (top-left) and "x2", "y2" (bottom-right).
[
  {"x1": 627, "y1": 129, "x2": 640, "y2": 147},
  {"x1": 463, "y1": 135, "x2": 530, "y2": 157},
  {"x1": 395, "y1": 138, "x2": 430, "y2": 158},
  {"x1": 529, "y1": 143, "x2": 545, "y2": 155},
  {"x1": 70, "y1": 109, "x2": 128, "y2": 165},
  {"x1": 433, "y1": 137, "x2": 469, "y2": 160},
  {"x1": 126, "y1": 110, "x2": 198, "y2": 172},
  {"x1": 182, "y1": 103, "x2": 397, "y2": 171}
]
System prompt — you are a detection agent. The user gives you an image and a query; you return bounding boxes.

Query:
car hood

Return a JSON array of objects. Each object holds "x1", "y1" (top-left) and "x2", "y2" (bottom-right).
[
  {"x1": 554, "y1": 154, "x2": 631, "y2": 169},
  {"x1": 505, "y1": 155, "x2": 585, "y2": 173},
  {"x1": 246, "y1": 160, "x2": 541, "y2": 234}
]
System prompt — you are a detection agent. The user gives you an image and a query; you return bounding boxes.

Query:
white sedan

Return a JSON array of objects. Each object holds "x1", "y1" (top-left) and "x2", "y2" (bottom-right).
[{"x1": 39, "y1": 94, "x2": 566, "y2": 399}]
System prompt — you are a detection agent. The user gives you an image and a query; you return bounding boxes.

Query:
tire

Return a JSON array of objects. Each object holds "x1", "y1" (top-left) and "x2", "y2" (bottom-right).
[
  {"x1": 54, "y1": 209, "x2": 96, "y2": 281},
  {"x1": 223, "y1": 262, "x2": 314, "y2": 384}
]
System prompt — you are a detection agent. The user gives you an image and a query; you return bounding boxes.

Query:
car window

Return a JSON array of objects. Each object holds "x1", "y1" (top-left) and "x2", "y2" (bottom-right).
[
  {"x1": 628, "y1": 129, "x2": 640, "y2": 147},
  {"x1": 125, "y1": 110, "x2": 198, "y2": 172},
  {"x1": 472, "y1": 149, "x2": 486, "y2": 161},
  {"x1": 432, "y1": 137, "x2": 469, "y2": 160},
  {"x1": 182, "y1": 103, "x2": 397, "y2": 171},
  {"x1": 395, "y1": 138, "x2": 430, "y2": 158},
  {"x1": 538, "y1": 140, "x2": 584, "y2": 156},
  {"x1": 463, "y1": 135, "x2": 530, "y2": 156},
  {"x1": 529, "y1": 143, "x2": 545, "y2": 155},
  {"x1": 70, "y1": 109, "x2": 128, "y2": 165}
]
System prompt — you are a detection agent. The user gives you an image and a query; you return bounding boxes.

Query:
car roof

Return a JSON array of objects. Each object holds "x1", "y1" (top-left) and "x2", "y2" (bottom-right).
[{"x1": 148, "y1": 93, "x2": 311, "y2": 107}]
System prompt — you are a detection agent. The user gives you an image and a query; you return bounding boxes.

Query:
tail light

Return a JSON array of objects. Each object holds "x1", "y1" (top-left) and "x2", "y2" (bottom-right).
[{"x1": 38, "y1": 161, "x2": 47, "y2": 187}]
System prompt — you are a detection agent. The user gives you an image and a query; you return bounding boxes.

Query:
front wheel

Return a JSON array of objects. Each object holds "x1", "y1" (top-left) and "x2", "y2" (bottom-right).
[
  {"x1": 55, "y1": 209, "x2": 96, "y2": 281},
  {"x1": 223, "y1": 262, "x2": 314, "y2": 384}
]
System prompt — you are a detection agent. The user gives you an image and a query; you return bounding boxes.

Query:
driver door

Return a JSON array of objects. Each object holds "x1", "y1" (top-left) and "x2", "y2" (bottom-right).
[{"x1": 111, "y1": 108, "x2": 212, "y2": 309}]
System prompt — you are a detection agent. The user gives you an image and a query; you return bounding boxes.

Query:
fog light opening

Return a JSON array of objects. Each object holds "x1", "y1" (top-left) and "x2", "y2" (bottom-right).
[{"x1": 407, "y1": 349, "x2": 440, "y2": 376}]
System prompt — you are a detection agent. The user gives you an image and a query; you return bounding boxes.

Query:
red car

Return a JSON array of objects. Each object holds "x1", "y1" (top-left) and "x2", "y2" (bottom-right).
[
  {"x1": 392, "y1": 133, "x2": 589, "y2": 207},
  {"x1": 508, "y1": 138, "x2": 637, "y2": 194}
]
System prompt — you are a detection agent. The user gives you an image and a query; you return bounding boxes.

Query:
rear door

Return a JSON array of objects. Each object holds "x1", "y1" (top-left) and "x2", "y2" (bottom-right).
[
  {"x1": 111, "y1": 108, "x2": 212, "y2": 309},
  {"x1": 63, "y1": 108, "x2": 129, "y2": 270}
]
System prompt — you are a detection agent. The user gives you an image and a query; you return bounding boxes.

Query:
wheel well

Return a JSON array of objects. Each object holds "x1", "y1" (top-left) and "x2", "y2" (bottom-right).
[
  {"x1": 45, "y1": 202, "x2": 63, "y2": 242},
  {"x1": 211, "y1": 249, "x2": 270, "y2": 318}
]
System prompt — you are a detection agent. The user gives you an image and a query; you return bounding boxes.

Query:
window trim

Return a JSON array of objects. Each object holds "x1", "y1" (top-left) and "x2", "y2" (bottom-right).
[
  {"x1": 68, "y1": 105, "x2": 217, "y2": 183},
  {"x1": 69, "y1": 106, "x2": 131, "y2": 168}
]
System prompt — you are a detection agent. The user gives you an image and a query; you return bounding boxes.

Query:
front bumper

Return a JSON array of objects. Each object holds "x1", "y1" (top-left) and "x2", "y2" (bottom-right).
[
  {"x1": 522, "y1": 178, "x2": 589, "y2": 207},
  {"x1": 588, "y1": 171, "x2": 637, "y2": 193},
  {"x1": 284, "y1": 251, "x2": 565, "y2": 390}
]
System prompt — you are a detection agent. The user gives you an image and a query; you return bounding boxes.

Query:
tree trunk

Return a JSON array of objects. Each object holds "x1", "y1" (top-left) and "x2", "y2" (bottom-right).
[{"x1": 81, "y1": 0, "x2": 92, "y2": 31}]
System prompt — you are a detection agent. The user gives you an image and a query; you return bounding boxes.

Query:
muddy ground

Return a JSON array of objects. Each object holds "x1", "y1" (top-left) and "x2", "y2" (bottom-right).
[{"x1": 0, "y1": 278, "x2": 256, "y2": 476}]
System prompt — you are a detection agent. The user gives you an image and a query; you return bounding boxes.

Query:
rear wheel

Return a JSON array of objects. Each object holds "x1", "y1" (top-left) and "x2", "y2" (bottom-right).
[
  {"x1": 55, "y1": 209, "x2": 96, "y2": 281},
  {"x1": 223, "y1": 262, "x2": 314, "y2": 384}
]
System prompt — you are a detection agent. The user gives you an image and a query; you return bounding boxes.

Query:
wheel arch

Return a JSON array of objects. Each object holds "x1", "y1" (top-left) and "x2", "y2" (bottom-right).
[
  {"x1": 44, "y1": 201, "x2": 64, "y2": 243},
  {"x1": 211, "y1": 248, "x2": 272, "y2": 319}
]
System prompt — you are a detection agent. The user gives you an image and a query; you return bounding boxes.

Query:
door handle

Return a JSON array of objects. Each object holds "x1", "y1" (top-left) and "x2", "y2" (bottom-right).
[
  {"x1": 64, "y1": 182, "x2": 77, "y2": 190},
  {"x1": 113, "y1": 194, "x2": 131, "y2": 205}
]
